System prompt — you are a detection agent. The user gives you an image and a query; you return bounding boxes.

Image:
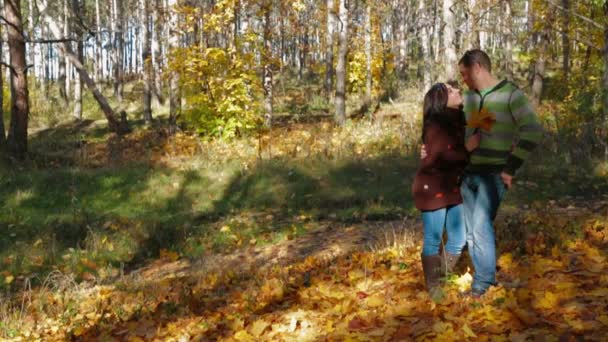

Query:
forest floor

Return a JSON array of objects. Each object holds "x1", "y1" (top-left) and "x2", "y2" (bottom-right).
[{"x1": 1, "y1": 91, "x2": 608, "y2": 340}]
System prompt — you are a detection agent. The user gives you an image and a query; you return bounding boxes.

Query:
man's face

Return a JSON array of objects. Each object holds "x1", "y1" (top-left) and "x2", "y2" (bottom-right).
[{"x1": 459, "y1": 64, "x2": 476, "y2": 90}]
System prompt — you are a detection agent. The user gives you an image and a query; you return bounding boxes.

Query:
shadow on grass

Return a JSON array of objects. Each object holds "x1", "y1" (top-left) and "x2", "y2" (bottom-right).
[{"x1": 0, "y1": 148, "x2": 420, "y2": 291}]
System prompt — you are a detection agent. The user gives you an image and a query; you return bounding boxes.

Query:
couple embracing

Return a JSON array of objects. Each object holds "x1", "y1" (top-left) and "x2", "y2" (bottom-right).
[{"x1": 412, "y1": 49, "x2": 543, "y2": 297}]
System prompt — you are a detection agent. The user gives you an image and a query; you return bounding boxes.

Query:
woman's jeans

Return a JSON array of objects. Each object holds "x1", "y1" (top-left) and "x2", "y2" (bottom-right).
[
  {"x1": 421, "y1": 204, "x2": 466, "y2": 256},
  {"x1": 460, "y1": 173, "x2": 507, "y2": 293}
]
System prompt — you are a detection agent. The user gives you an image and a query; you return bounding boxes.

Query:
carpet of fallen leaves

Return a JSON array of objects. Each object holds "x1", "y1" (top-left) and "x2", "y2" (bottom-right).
[{"x1": 4, "y1": 202, "x2": 608, "y2": 341}]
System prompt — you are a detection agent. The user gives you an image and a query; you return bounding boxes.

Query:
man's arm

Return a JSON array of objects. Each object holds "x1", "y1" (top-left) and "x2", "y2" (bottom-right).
[{"x1": 502, "y1": 88, "x2": 544, "y2": 185}]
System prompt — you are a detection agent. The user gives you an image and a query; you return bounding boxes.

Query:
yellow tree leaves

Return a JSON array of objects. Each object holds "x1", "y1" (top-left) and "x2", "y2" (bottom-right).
[{"x1": 467, "y1": 108, "x2": 496, "y2": 131}]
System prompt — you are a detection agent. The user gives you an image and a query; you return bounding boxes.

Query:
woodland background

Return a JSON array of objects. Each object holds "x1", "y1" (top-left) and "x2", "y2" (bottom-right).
[{"x1": 0, "y1": 0, "x2": 607, "y2": 340}]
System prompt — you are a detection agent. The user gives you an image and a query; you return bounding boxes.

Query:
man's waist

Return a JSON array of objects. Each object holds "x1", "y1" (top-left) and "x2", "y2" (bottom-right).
[{"x1": 464, "y1": 163, "x2": 504, "y2": 175}]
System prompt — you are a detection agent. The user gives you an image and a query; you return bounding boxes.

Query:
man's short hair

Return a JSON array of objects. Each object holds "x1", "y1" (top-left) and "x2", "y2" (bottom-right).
[{"x1": 459, "y1": 49, "x2": 492, "y2": 72}]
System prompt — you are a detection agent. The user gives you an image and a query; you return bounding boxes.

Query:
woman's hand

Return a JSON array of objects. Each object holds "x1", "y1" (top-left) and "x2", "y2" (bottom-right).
[{"x1": 465, "y1": 133, "x2": 481, "y2": 152}]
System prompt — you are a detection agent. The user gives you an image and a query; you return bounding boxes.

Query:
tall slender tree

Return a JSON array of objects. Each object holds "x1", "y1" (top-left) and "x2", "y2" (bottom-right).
[
  {"x1": 418, "y1": 0, "x2": 431, "y2": 91},
  {"x1": 443, "y1": 0, "x2": 456, "y2": 80},
  {"x1": 5, "y1": 0, "x2": 30, "y2": 159},
  {"x1": 262, "y1": 0, "x2": 273, "y2": 127},
  {"x1": 334, "y1": 0, "x2": 348, "y2": 125},
  {"x1": 364, "y1": 0, "x2": 372, "y2": 104},
  {"x1": 167, "y1": 0, "x2": 180, "y2": 126},
  {"x1": 72, "y1": 0, "x2": 84, "y2": 120},
  {"x1": 141, "y1": 0, "x2": 153, "y2": 123},
  {"x1": 0, "y1": 23, "x2": 5, "y2": 149},
  {"x1": 112, "y1": 0, "x2": 124, "y2": 102},
  {"x1": 325, "y1": 0, "x2": 335, "y2": 97}
]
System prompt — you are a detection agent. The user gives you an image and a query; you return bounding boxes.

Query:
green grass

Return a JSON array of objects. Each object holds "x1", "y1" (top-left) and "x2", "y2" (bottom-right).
[
  {"x1": 2, "y1": 77, "x2": 607, "y2": 292},
  {"x1": 2, "y1": 136, "x2": 606, "y2": 291}
]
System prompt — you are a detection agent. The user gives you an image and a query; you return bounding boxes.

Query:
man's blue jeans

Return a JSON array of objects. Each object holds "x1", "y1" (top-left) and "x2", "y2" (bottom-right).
[
  {"x1": 460, "y1": 173, "x2": 506, "y2": 293},
  {"x1": 421, "y1": 204, "x2": 466, "y2": 256}
]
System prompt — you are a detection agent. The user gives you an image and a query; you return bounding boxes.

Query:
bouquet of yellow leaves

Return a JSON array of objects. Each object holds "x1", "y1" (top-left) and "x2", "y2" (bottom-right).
[{"x1": 467, "y1": 108, "x2": 496, "y2": 132}]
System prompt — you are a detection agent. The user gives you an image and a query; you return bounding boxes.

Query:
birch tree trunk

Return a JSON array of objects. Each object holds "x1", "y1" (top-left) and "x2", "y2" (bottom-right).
[
  {"x1": 398, "y1": 4, "x2": 408, "y2": 78},
  {"x1": 325, "y1": 0, "x2": 335, "y2": 96},
  {"x1": 262, "y1": 1, "x2": 273, "y2": 128},
  {"x1": 561, "y1": 0, "x2": 570, "y2": 82},
  {"x1": 5, "y1": 0, "x2": 30, "y2": 159},
  {"x1": 167, "y1": 0, "x2": 180, "y2": 125},
  {"x1": 334, "y1": 0, "x2": 348, "y2": 126},
  {"x1": 95, "y1": 0, "x2": 102, "y2": 81},
  {"x1": 443, "y1": 0, "x2": 456, "y2": 80},
  {"x1": 153, "y1": 0, "x2": 165, "y2": 105},
  {"x1": 37, "y1": 0, "x2": 129, "y2": 134},
  {"x1": 58, "y1": 0, "x2": 68, "y2": 102},
  {"x1": 141, "y1": 0, "x2": 153, "y2": 123},
  {"x1": 418, "y1": 0, "x2": 431, "y2": 91},
  {"x1": 504, "y1": 0, "x2": 513, "y2": 79},
  {"x1": 531, "y1": 27, "x2": 549, "y2": 107},
  {"x1": 603, "y1": 4, "x2": 608, "y2": 153},
  {"x1": 0, "y1": 23, "x2": 5, "y2": 149},
  {"x1": 364, "y1": 2, "x2": 372, "y2": 105},
  {"x1": 72, "y1": 0, "x2": 83, "y2": 120},
  {"x1": 468, "y1": 0, "x2": 480, "y2": 49},
  {"x1": 27, "y1": 0, "x2": 34, "y2": 77},
  {"x1": 112, "y1": 0, "x2": 124, "y2": 102}
]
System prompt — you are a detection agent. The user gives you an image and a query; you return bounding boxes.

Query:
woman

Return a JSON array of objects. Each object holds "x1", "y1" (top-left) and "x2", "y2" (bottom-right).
[{"x1": 412, "y1": 82, "x2": 480, "y2": 293}]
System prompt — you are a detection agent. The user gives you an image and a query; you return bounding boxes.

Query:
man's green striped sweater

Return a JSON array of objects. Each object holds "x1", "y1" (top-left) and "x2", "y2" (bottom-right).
[{"x1": 462, "y1": 80, "x2": 543, "y2": 175}]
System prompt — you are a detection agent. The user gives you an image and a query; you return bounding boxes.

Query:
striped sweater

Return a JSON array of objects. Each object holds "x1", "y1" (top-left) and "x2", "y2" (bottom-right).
[{"x1": 462, "y1": 80, "x2": 543, "y2": 175}]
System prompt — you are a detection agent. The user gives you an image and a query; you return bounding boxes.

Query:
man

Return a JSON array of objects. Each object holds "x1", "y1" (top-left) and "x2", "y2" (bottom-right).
[{"x1": 425, "y1": 49, "x2": 543, "y2": 296}]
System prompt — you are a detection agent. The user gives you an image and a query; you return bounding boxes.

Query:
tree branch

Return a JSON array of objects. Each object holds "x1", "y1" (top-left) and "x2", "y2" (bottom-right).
[{"x1": 546, "y1": 0, "x2": 603, "y2": 30}]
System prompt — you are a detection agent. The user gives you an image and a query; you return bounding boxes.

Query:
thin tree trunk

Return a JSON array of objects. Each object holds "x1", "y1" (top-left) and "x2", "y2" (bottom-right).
[
  {"x1": 58, "y1": 0, "x2": 68, "y2": 103},
  {"x1": 64, "y1": 0, "x2": 71, "y2": 98},
  {"x1": 398, "y1": 4, "x2": 408, "y2": 78},
  {"x1": 72, "y1": 0, "x2": 83, "y2": 120},
  {"x1": 262, "y1": 1, "x2": 272, "y2": 128},
  {"x1": 334, "y1": 0, "x2": 348, "y2": 126},
  {"x1": 561, "y1": 0, "x2": 570, "y2": 82},
  {"x1": 532, "y1": 26, "x2": 549, "y2": 107},
  {"x1": 95, "y1": 0, "x2": 102, "y2": 81},
  {"x1": 168, "y1": 0, "x2": 180, "y2": 126},
  {"x1": 41, "y1": 23, "x2": 48, "y2": 94},
  {"x1": 0, "y1": 23, "x2": 5, "y2": 149},
  {"x1": 153, "y1": 0, "x2": 165, "y2": 105},
  {"x1": 5, "y1": 0, "x2": 30, "y2": 159},
  {"x1": 325, "y1": 0, "x2": 335, "y2": 96},
  {"x1": 504, "y1": 0, "x2": 513, "y2": 79},
  {"x1": 443, "y1": 0, "x2": 456, "y2": 80},
  {"x1": 364, "y1": 2, "x2": 372, "y2": 104},
  {"x1": 418, "y1": 0, "x2": 431, "y2": 91},
  {"x1": 27, "y1": 0, "x2": 34, "y2": 77},
  {"x1": 468, "y1": 0, "x2": 479, "y2": 49},
  {"x1": 38, "y1": 0, "x2": 128, "y2": 134},
  {"x1": 603, "y1": 4, "x2": 608, "y2": 154},
  {"x1": 141, "y1": 0, "x2": 153, "y2": 123},
  {"x1": 432, "y1": 0, "x2": 440, "y2": 63},
  {"x1": 112, "y1": 0, "x2": 124, "y2": 102}
]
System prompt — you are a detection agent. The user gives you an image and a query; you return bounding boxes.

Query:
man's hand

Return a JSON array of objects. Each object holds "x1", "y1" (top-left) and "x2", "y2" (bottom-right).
[
  {"x1": 421, "y1": 144, "x2": 427, "y2": 159},
  {"x1": 466, "y1": 133, "x2": 481, "y2": 152},
  {"x1": 501, "y1": 172, "x2": 513, "y2": 190}
]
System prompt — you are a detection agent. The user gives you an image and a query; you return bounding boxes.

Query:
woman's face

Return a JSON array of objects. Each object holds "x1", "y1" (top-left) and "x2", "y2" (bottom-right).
[{"x1": 446, "y1": 84, "x2": 463, "y2": 109}]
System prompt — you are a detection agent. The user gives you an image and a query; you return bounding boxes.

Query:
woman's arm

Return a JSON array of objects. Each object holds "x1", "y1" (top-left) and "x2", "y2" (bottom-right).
[{"x1": 420, "y1": 124, "x2": 469, "y2": 169}]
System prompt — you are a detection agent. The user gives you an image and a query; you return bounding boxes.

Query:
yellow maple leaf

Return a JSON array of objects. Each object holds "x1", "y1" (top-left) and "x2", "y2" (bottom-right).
[
  {"x1": 462, "y1": 324, "x2": 477, "y2": 338},
  {"x1": 366, "y1": 294, "x2": 385, "y2": 308},
  {"x1": 467, "y1": 108, "x2": 496, "y2": 131},
  {"x1": 234, "y1": 330, "x2": 254, "y2": 341},
  {"x1": 535, "y1": 291, "x2": 558, "y2": 310}
]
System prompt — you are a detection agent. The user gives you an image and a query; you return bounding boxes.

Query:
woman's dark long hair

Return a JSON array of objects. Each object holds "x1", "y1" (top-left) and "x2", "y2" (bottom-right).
[{"x1": 421, "y1": 83, "x2": 464, "y2": 142}]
